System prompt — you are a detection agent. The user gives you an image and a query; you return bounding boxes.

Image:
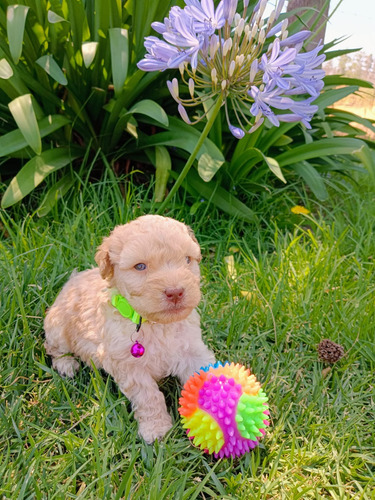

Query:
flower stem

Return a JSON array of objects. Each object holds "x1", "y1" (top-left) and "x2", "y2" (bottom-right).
[{"x1": 156, "y1": 94, "x2": 224, "y2": 214}]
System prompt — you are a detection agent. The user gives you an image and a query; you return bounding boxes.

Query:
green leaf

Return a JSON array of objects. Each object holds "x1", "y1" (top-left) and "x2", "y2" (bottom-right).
[
  {"x1": 324, "y1": 48, "x2": 361, "y2": 61},
  {"x1": 290, "y1": 162, "x2": 328, "y2": 201},
  {"x1": 327, "y1": 109, "x2": 375, "y2": 134},
  {"x1": 257, "y1": 122, "x2": 297, "y2": 152},
  {"x1": 264, "y1": 156, "x2": 286, "y2": 183},
  {"x1": 352, "y1": 144, "x2": 375, "y2": 187},
  {"x1": 36, "y1": 55, "x2": 68, "y2": 85},
  {"x1": 37, "y1": 173, "x2": 75, "y2": 217},
  {"x1": 229, "y1": 149, "x2": 263, "y2": 179},
  {"x1": 324, "y1": 75, "x2": 373, "y2": 89},
  {"x1": 0, "y1": 114, "x2": 71, "y2": 158},
  {"x1": 47, "y1": 10, "x2": 67, "y2": 23},
  {"x1": 315, "y1": 86, "x2": 358, "y2": 111},
  {"x1": 185, "y1": 168, "x2": 257, "y2": 222},
  {"x1": 81, "y1": 42, "x2": 99, "y2": 68},
  {"x1": 7, "y1": 5, "x2": 30, "y2": 64},
  {"x1": 138, "y1": 116, "x2": 223, "y2": 165},
  {"x1": 128, "y1": 100, "x2": 169, "y2": 127},
  {"x1": 1, "y1": 147, "x2": 82, "y2": 208},
  {"x1": 153, "y1": 146, "x2": 172, "y2": 202},
  {"x1": 109, "y1": 28, "x2": 129, "y2": 97},
  {"x1": 275, "y1": 138, "x2": 369, "y2": 167},
  {"x1": 8, "y1": 95, "x2": 42, "y2": 155},
  {"x1": 272, "y1": 135, "x2": 293, "y2": 147},
  {"x1": 198, "y1": 153, "x2": 224, "y2": 182},
  {"x1": 230, "y1": 147, "x2": 285, "y2": 182},
  {"x1": 0, "y1": 59, "x2": 13, "y2": 79}
]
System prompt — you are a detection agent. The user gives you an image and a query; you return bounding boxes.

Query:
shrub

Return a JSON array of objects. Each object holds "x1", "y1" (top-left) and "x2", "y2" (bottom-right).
[{"x1": 0, "y1": 0, "x2": 374, "y2": 219}]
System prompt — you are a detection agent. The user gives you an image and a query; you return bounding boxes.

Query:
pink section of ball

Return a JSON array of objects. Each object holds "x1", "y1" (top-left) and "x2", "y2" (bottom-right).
[{"x1": 197, "y1": 376, "x2": 262, "y2": 458}]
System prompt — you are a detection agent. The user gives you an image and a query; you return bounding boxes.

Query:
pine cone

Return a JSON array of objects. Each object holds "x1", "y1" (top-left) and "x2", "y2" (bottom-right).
[{"x1": 317, "y1": 339, "x2": 345, "y2": 364}]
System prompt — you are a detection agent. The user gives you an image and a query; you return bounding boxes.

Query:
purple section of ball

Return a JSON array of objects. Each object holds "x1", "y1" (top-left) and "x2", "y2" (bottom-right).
[
  {"x1": 198, "y1": 375, "x2": 259, "y2": 458},
  {"x1": 130, "y1": 341, "x2": 145, "y2": 358}
]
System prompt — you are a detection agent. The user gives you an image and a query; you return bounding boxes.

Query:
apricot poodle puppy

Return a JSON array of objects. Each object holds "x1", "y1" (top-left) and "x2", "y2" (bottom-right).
[{"x1": 44, "y1": 215, "x2": 215, "y2": 443}]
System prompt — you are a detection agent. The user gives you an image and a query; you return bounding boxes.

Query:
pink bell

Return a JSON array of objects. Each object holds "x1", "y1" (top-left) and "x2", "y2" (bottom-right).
[{"x1": 131, "y1": 341, "x2": 145, "y2": 358}]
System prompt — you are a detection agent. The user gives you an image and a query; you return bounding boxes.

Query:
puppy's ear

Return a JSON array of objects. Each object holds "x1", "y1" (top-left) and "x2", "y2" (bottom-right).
[
  {"x1": 186, "y1": 225, "x2": 202, "y2": 262},
  {"x1": 95, "y1": 237, "x2": 113, "y2": 279}
]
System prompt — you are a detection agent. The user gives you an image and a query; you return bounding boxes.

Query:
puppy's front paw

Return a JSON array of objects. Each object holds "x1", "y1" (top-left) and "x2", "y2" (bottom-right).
[
  {"x1": 138, "y1": 414, "x2": 173, "y2": 444},
  {"x1": 52, "y1": 356, "x2": 80, "y2": 378}
]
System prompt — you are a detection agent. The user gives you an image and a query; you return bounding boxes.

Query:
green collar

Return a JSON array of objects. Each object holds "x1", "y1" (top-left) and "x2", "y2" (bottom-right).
[{"x1": 111, "y1": 294, "x2": 144, "y2": 328}]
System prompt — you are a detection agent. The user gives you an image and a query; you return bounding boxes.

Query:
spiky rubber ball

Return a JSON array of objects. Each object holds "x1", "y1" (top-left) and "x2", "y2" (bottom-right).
[{"x1": 178, "y1": 362, "x2": 270, "y2": 458}]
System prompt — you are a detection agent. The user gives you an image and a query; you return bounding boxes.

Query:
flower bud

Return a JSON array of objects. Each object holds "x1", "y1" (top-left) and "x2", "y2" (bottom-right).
[
  {"x1": 236, "y1": 54, "x2": 245, "y2": 67},
  {"x1": 228, "y1": 60, "x2": 236, "y2": 77},
  {"x1": 249, "y1": 59, "x2": 258, "y2": 82},
  {"x1": 258, "y1": 29, "x2": 265, "y2": 44},
  {"x1": 210, "y1": 34, "x2": 220, "y2": 59},
  {"x1": 281, "y1": 19, "x2": 288, "y2": 35},
  {"x1": 188, "y1": 78, "x2": 195, "y2": 98},
  {"x1": 229, "y1": 125, "x2": 245, "y2": 139},
  {"x1": 178, "y1": 103, "x2": 191, "y2": 124},
  {"x1": 267, "y1": 10, "x2": 276, "y2": 28},
  {"x1": 222, "y1": 38, "x2": 233, "y2": 57},
  {"x1": 235, "y1": 18, "x2": 245, "y2": 37},
  {"x1": 167, "y1": 78, "x2": 180, "y2": 102},
  {"x1": 211, "y1": 68, "x2": 218, "y2": 85}
]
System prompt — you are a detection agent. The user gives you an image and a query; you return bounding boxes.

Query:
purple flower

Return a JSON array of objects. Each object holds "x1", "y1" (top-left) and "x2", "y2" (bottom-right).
[
  {"x1": 229, "y1": 124, "x2": 245, "y2": 139},
  {"x1": 223, "y1": 0, "x2": 238, "y2": 24},
  {"x1": 185, "y1": 0, "x2": 226, "y2": 34},
  {"x1": 279, "y1": 31, "x2": 311, "y2": 48},
  {"x1": 138, "y1": 37, "x2": 191, "y2": 71},
  {"x1": 137, "y1": 0, "x2": 325, "y2": 139},
  {"x1": 259, "y1": 39, "x2": 296, "y2": 89},
  {"x1": 249, "y1": 83, "x2": 290, "y2": 126},
  {"x1": 249, "y1": 83, "x2": 319, "y2": 128}
]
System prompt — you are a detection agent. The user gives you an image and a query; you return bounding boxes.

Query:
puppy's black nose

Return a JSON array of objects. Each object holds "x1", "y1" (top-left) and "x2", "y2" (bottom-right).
[{"x1": 164, "y1": 287, "x2": 185, "y2": 304}]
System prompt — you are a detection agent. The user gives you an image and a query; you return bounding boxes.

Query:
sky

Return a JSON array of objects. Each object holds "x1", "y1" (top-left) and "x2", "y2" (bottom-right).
[{"x1": 324, "y1": 0, "x2": 374, "y2": 55}]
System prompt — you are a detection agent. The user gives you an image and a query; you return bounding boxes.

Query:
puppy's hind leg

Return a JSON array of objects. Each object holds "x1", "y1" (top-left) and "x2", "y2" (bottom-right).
[{"x1": 44, "y1": 324, "x2": 80, "y2": 378}]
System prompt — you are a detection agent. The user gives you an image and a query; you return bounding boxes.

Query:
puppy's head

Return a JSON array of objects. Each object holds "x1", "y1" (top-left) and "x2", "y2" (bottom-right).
[{"x1": 95, "y1": 215, "x2": 202, "y2": 324}]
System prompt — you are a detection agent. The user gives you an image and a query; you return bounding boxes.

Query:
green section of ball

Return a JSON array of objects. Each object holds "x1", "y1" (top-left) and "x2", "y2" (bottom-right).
[
  {"x1": 235, "y1": 389, "x2": 269, "y2": 441},
  {"x1": 181, "y1": 408, "x2": 224, "y2": 454}
]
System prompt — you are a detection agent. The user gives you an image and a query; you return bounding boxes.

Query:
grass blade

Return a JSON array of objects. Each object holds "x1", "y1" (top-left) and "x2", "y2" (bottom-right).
[{"x1": 36, "y1": 173, "x2": 75, "y2": 217}]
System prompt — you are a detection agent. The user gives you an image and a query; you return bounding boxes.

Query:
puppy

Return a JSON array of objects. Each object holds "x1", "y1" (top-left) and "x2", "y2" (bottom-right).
[{"x1": 44, "y1": 215, "x2": 215, "y2": 443}]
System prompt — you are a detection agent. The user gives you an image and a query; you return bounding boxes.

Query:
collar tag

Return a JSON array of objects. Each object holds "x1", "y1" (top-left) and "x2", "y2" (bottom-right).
[{"x1": 111, "y1": 294, "x2": 143, "y2": 325}]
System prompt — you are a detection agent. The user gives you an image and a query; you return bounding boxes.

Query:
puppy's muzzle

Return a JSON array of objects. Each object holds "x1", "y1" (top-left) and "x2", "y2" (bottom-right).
[{"x1": 164, "y1": 287, "x2": 185, "y2": 305}]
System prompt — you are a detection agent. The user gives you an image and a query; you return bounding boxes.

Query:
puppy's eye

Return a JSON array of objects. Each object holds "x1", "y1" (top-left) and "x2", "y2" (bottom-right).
[
  {"x1": 186, "y1": 256, "x2": 191, "y2": 264},
  {"x1": 134, "y1": 263, "x2": 147, "y2": 271}
]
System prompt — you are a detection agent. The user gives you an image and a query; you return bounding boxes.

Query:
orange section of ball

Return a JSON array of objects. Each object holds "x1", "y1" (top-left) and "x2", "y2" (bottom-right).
[{"x1": 178, "y1": 370, "x2": 208, "y2": 417}]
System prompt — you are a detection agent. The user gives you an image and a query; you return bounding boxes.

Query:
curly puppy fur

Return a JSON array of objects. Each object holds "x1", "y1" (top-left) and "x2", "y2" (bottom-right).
[{"x1": 44, "y1": 215, "x2": 215, "y2": 443}]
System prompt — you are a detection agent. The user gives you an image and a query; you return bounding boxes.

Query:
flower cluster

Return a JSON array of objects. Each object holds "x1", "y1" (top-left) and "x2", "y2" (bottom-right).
[{"x1": 137, "y1": 0, "x2": 325, "y2": 139}]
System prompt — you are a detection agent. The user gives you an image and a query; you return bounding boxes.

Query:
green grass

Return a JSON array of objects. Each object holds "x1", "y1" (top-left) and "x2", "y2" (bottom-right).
[{"x1": 1, "y1": 170, "x2": 375, "y2": 499}]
